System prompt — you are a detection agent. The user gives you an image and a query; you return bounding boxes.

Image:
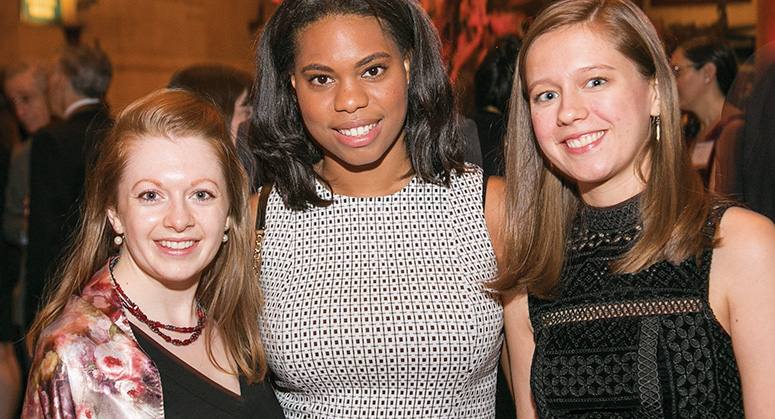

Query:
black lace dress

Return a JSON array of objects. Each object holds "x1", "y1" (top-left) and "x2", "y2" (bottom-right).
[{"x1": 528, "y1": 197, "x2": 743, "y2": 418}]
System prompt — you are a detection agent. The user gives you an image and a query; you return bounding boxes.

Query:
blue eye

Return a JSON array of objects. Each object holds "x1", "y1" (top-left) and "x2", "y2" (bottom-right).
[
  {"x1": 194, "y1": 190, "x2": 214, "y2": 201},
  {"x1": 139, "y1": 191, "x2": 159, "y2": 202},
  {"x1": 586, "y1": 78, "x2": 606, "y2": 88},
  {"x1": 536, "y1": 91, "x2": 558, "y2": 102}
]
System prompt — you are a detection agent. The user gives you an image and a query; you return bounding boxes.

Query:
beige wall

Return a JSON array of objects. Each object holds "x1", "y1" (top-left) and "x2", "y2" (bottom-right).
[
  {"x1": 644, "y1": 0, "x2": 757, "y2": 29},
  {"x1": 1, "y1": 0, "x2": 765, "y2": 113},
  {"x1": 1, "y1": 0, "x2": 264, "y2": 113}
]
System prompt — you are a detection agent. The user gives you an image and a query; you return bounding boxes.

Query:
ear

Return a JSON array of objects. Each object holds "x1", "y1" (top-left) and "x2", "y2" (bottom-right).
[
  {"x1": 700, "y1": 62, "x2": 717, "y2": 85},
  {"x1": 649, "y1": 78, "x2": 661, "y2": 117},
  {"x1": 290, "y1": 74, "x2": 297, "y2": 90},
  {"x1": 106, "y1": 207, "x2": 124, "y2": 235}
]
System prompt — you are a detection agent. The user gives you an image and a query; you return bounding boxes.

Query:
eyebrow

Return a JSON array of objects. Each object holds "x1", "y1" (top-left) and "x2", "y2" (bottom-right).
[
  {"x1": 299, "y1": 52, "x2": 392, "y2": 73},
  {"x1": 131, "y1": 178, "x2": 219, "y2": 190}
]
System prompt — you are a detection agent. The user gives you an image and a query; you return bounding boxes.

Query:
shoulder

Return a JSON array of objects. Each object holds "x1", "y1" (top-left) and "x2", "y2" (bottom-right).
[
  {"x1": 715, "y1": 206, "x2": 775, "y2": 261},
  {"x1": 709, "y1": 207, "x2": 775, "y2": 326}
]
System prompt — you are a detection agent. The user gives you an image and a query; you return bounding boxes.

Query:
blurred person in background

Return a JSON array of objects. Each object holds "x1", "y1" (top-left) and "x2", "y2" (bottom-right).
[
  {"x1": 0, "y1": 71, "x2": 23, "y2": 419},
  {"x1": 671, "y1": 37, "x2": 739, "y2": 185},
  {"x1": 714, "y1": 43, "x2": 775, "y2": 223},
  {"x1": 472, "y1": 35, "x2": 521, "y2": 176},
  {"x1": 25, "y1": 43, "x2": 113, "y2": 329},
  {"x1": 167, "y1": 64, "x2": 258, "y2": 192},
  {"x1": 1, "y1": 61, "x2": 56, "y2": 419}
]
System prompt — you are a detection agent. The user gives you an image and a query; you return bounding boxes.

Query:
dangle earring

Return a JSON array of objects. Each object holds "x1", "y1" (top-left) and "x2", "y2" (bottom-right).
[
  {"x1": 222, "y1": 226, "x2": 229, "y2": 243},
  {"x1": 114, "y1": 234, "x2": 124, "y2": 246},
  {"x1": 654, "y1": 115, "x2": 661, "y2": 143}
]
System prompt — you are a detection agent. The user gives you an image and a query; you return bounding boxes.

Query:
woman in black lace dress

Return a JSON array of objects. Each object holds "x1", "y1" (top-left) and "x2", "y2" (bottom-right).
[{"x1": 496, "y1": 0, "x2": 775, "y2": 417}]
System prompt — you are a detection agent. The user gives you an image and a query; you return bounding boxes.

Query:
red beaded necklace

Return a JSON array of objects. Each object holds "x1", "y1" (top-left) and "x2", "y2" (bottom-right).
[{"x1": 109, "y1": 257, "x2": 206, "y2": 346}]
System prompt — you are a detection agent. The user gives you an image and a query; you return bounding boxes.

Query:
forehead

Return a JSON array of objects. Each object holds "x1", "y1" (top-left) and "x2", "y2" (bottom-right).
[
  {"x1": 294, "y1": 14, "x2": 399, "y2": 60},
  {"x1": 526, "y1": 24, "x2": 631, "y2": 75},
  {"x1": 122, "y1": 135, "x2": 224, "y2": 179},
  {"x1": 4, "y1": 69, "x2": 39, "y2": 92}
]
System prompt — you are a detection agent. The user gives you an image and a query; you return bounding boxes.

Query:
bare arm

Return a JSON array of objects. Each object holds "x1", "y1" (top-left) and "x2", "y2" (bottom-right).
[
  {"x1": 709, "y1": 207, "x2": 775, "y2": 417},
  {"x1": 503, "y1": 291, "x2": 539, "y2": 418},
  {"x1": 484, "y1": 175, "x2": 506, "y2": 262}
]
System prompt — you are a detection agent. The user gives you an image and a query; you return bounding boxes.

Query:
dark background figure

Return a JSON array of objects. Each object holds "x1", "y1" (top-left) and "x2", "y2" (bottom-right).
[
  {"x1": 25, "y1": 43, "x2": 112, "y2": 329},
  {"x1": 0, "y1": 70, "x2": 24, "y2": 419},
  {"x1": 167, "y1": 64, "x2": 259, "y2": 191},
  {"x1": 472, "y1": 35, "x2": 520, "y2": 176},
  {"x1": 3, "y1": 60, "x2": 56, "y2": 419},
  {"x1": 715, "y1": 42, "x2": 775, "y2": 223}
]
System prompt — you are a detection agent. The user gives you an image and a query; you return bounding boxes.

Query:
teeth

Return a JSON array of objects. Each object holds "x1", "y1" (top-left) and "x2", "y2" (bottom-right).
[
  {"x1": 566, "y1": 131, "x2": 604, "y2": 149},
  {"x1": 338, "y1": 123, "x2": 376, "y2": 137},
  {"x1": 159, "y1": 240, "x2": 195, "y2": 250}
]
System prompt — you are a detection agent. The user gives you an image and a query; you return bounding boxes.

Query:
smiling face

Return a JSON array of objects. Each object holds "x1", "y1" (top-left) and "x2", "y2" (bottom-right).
[
  {"x1": 290, "y1": 14, "x2": 411, "y2": 174},
  {"x1": 525, "y1": 24, "x2": 660, "y2": 205},
  {"x1": 107, "y1": 135, "x2": 230, "y2": 288}
]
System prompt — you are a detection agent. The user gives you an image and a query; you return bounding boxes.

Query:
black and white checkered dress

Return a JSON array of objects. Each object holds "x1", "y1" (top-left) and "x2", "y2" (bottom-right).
[{"x1": 258, "y1": 166, "x2": 503, "y2": 418}]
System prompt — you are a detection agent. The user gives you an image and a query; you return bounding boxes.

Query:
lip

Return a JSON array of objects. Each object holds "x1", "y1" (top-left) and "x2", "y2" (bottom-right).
[
  {"x1": 332, "y1": 119, "x2": 382, "y2": 148},
  {"x1": 562, "y1": 130, "x2": 605, "y2": 153},
  {"x1": 155, "y1": 239, "x2": 199, "y2": 255}
]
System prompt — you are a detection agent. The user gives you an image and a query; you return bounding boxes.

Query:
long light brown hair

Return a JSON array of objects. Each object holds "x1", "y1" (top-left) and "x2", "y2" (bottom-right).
[
  {"x1": 495, "y1": 0, "x2": 713, "y2": 297},
  {"x1": 27, "y1": 89, "x2": 267, "y2": 382}
]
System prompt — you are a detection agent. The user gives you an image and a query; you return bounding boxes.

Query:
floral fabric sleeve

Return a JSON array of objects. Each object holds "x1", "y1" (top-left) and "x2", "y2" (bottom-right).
[{"x1": 22, "y1": 265, "x2": 164, "y2": 419}]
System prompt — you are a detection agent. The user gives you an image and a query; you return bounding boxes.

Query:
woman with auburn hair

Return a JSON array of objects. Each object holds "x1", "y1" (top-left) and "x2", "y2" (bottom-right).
[
  {"x1": 23, "y1": 89, "x2": 284, "y2": 418},
  {"x1": 497, "y1": 0, "x2": 775, "y2": 417},
  {"x1": 251, "y1": 0, "x2": 506, "y2": 417}
]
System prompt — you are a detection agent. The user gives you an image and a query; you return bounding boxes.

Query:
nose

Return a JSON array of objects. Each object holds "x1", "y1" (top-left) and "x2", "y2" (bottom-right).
[
  {"x1": 334, "y1": 79, "x2": 368, "y2": 113},
  {"x1": 556, "y1": 90, "x2": 588, "y2": 126},
  {"x1": 164, "y1": 199, "x2": 195, "y2": 232}
]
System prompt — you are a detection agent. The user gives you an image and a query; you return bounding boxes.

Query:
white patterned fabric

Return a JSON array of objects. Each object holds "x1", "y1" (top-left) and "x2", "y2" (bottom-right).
[{"x1": 259, "y1": 166, "x2": 503, "y2": 418}]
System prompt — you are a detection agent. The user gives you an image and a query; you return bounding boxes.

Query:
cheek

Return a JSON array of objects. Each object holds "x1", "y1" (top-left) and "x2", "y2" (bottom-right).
[{"x1": 530, "y1": 109, "x2": 555, "y2": 145}]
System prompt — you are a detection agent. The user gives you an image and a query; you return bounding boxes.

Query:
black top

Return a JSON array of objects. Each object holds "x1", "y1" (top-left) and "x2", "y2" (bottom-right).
[
  {"x1": 132, "y1": 325, "x2": 285, "y2": 419},
  {"x1": 528, "y1": 197, "x2": 743, "y2": 418}
]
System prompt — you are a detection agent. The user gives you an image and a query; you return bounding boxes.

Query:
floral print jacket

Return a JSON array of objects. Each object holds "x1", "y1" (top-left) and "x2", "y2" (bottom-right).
[{"x1": 23, "y1": 262, "x2": 165, "y2": 418}]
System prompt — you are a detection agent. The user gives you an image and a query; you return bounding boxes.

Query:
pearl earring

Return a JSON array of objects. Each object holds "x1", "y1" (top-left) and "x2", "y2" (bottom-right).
[
  {"x1": 114, "y1": 235, "x2": 124, "y2": 246},
  {"x1": 222, "y1": 233, "x2": 229, "y2": 243}
]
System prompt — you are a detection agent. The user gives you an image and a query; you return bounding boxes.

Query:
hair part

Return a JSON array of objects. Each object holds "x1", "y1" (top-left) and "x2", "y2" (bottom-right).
[
  {"x1": 494, "y1": 0, "x2": 713, "y2": 296},
  {"x1": 27, "y1": 89, "x2": 268, "y2": 383},
  {"x1": 252, "y1": 0, "x2": 465, "y2": 210}
]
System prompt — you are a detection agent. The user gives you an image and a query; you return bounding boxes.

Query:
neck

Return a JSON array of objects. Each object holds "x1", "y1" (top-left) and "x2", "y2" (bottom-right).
[
  {"x1": 316, "y1": 137, "x2": 414, "y2": 198},
  {"x1": 111, "y1": 257, "x2": 200, "y2": 326},
  {"x1": 578, "y1": 160, "x2": 649, "y2": 208},
  {"x1": 692, "y1": 90, "x2": 725, "y2": 133}
]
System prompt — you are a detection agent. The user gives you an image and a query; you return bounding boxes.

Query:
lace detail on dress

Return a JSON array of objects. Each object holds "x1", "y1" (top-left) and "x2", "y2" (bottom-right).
[{"x1": 537, "y1": 298, "x2": 703, "y2": 328}]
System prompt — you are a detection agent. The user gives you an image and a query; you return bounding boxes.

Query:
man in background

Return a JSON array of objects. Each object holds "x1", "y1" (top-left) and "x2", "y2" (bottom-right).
[
  {"x1": 1, "y1": 61, "x2": 56, "y2": 418},
  {"x1": 25, "y1": 43, "x2": 112, "y2": 327}
]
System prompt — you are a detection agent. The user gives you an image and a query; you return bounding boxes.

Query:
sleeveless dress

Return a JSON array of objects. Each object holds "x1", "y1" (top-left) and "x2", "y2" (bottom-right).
[
  {"x1": 259, "y1": 167, "x2": 502, "y2": 418},
  {"x1": 528, "y1": 197, "x2": 743, "y2": 418}
]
